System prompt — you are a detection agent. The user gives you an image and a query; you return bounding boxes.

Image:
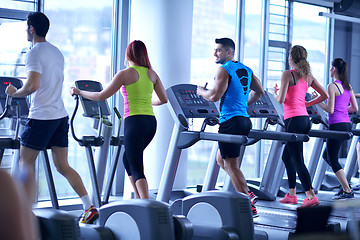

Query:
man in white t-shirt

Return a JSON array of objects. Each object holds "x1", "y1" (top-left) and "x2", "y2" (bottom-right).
[{"x1": 5, "y1": 12, "x2": 98, "y2": 224}]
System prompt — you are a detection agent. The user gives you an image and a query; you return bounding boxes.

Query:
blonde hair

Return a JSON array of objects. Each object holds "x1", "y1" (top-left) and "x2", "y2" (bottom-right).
[{"x1": 290, "y1": 45, "x2": 311, "y2": 77}]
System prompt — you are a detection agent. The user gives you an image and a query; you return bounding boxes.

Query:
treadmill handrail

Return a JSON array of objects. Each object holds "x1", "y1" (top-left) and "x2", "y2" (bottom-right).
[
  {"x1": 308, "y1": 129, "x2": 353, "y2": 139},
  {"x1": 351, "y1": 129, "x2": 360, "y2": 136},
  {"x1": 176, "y1": 131, "x2": 248, "y2": 149},
  {"x1": 248, "y1": 129, "x2": 310, "y2": 142},
  {"x1": 200, "y1": 132, "x2": 248, "y2": 144}
]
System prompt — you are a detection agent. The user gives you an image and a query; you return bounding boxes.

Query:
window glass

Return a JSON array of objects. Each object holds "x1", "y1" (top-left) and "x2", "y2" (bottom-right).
[
  {"x1": 242, "y1": 0, "x2": 263, "y2": 179},
  {"x1": 42, "y1": 0, "x2": 113, "y2": 201},
  {"x1": 1, "y1": 0, "x2": 36, "y2": 11},
  {"x1": 189, "y1": 0, "x2": 237, "y2": 187},
  {"x1": 0, "y1": 19, "x2": 28, "y2": 78},
  {"x1": 265, "y1": 0, "x2": 288, "y2": 91},
  {"x1": 292, "y1": 2, "x2": 329, "y2": 163},
  {"x1": 292, "y1": 2, "x2": 329, "y2": 88},
  {"x1": 0, "y1": 3, "x2": 34, "y2": 175},
  {"x1": 243, "y1": 0, "x2": 262, "y2": 77}
]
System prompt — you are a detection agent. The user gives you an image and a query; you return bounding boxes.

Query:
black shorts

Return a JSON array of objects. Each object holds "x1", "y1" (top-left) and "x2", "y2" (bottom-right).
[
  {"x1": 21, "y1": 117, "x2": 69, "y2": 150},
  {"x1": 218, "y1": 116, "x2": 252, "y2": 159}
]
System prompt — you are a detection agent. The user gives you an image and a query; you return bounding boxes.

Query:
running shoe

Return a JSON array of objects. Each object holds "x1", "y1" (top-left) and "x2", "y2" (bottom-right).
[
  {"x1": 336, "y1": 183, "x2": 353, "y2": 193},
  {"x1": 80, "y1": 205, "x2": 99, "y2": 224},
  {"x1": 248, "y1": 191, "x2": 258, "y2": 205},
  {"x1": 333, "y1": 190, "x2": 354, "y2": 200},
  {"x1": 252, "y1": 204, "x2": 259, "y2": 218},
  {"x1": 352, "y1": 182, "x2": 360, "y2": 191},
  {"x1": 334, "y1": 187, "x2": 344, "y2": 196},
  {"x1": 279, "y1": 193, "x2": 298, "y2": 204},
  {"x1": 298, "y1": 196, "x2": 320, "y2": 208}
]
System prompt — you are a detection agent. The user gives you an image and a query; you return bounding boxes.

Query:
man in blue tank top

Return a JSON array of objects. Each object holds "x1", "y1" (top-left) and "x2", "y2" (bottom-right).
[{"x1": 197, "y1": 37, "x2": 264, "y2": 217}]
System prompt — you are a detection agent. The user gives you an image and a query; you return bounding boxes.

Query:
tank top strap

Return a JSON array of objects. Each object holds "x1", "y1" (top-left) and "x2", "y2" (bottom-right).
[
  {"x1": 290, "y1": 70, "x2": 296, "y2": 85},
  {"x1": 333, "y1": 80, "x2": 342, "y2": 95}
]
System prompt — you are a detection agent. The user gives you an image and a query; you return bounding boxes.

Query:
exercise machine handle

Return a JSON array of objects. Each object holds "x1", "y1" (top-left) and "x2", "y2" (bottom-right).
[
  {"x1": 97, "y1": 105, "x2": 103, "y2": 137},
  {"x1": 71, "y1": 94, "x2": 104, "y2": 147},
  {"x1": 113, "y1": 107, "x2": 122, "y2": 138},
  {"x1": 200, "y1": 117, "x2": 219, "y2": 132},
  {"x1": 0, "y1": 95, "x2": 12, "y2": 120},
  {"x1": 70, "y1": 95, "x2": 82, "y2": 143}
]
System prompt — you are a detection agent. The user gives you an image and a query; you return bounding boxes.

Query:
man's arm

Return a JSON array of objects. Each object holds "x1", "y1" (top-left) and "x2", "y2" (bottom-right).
[
  {"x1": 197, "y1": 66, "x2": 228, "y2": 102},
  {"x1": 5, "y1": 71, "x2": 41, "y2": 97},
  {"x1": 247, "y1": 74, "x2": 264, "y2": 106}
]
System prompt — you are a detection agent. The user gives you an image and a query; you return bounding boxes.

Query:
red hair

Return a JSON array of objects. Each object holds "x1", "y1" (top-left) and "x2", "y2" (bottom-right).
[{"x1": 126, "y1": 40, "x2": 152, "y2": 69}]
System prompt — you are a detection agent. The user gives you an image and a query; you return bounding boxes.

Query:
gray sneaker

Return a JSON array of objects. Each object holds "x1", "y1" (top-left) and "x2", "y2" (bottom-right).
[{"x1": 333, "y1": 191, "x2": 354, "y2": 200}]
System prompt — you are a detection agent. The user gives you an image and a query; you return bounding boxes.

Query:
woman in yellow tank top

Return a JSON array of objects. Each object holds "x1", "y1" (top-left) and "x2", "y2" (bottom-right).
[{"x1": 70, "y1": 40, "x2": 168, "y2": 199}]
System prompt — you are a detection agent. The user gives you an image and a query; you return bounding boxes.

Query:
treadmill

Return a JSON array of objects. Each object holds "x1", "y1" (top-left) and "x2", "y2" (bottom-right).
[
  {"x1": 202, "y1": 91, "x2": 342, "y2": 238},
  {"x1": 344, "y1": 113, "x2": 360, "y2": 184},
  {"x1": 156, "y1": 83, "x2": 268, "y2": 240},
  {"x1": 300, "y1": 102, "x2": 360, "y2": 231},
  {"x1": 253, "y1": 94, "x2": 352, "y2": 234}
]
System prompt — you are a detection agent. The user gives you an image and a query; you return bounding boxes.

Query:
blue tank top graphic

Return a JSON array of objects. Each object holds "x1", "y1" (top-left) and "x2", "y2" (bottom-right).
[{"x1": 219, "y1": 61, "x2": 252, "y2": 123}]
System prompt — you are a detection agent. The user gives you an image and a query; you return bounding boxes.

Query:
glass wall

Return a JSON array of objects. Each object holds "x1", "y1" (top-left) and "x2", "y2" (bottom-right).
[
  {"x1": 1, "y1": 0, "x2": 36, "y2": 11},
  {"x1": 189, "y1": 0, "x2": 238, "y2": 186},
  {"x1": 41, "y1": 0, "x2": 113, "y2": 200},
  {"x1": 292, "y1": 2, "x2": 330, "y2": 163},
  {"x1": 242, "y1": 0, "x2": 263, "y2": 178},
  {"x1": 189, "y1": 0, "x2": 264, "y2": 185},
  {"x1": 0, "y1": 19, "x2": 28, "y2": 78},
  {"x1": 0, "y1": 2, "x2": 35, "y2": 174},
  {"x1": 292, "y1": 2, "x2": 329, "y2": 87}
]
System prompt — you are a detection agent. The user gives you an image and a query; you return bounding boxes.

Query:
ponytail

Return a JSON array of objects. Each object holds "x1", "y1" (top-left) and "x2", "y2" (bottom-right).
[
  {"x1": 296, "y1": 59, "x2": 311, "y2": 77},
  {"x1": 290, "y1": 45, "x2": 311, "y2": 78},
  {"x1": 332, "y1": 58, "x2": 351, "y2": 91}
]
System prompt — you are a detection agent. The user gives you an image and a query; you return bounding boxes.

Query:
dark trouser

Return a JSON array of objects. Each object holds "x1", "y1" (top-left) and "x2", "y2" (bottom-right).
[
  {"x1": 282, "y1": 116, "x2": 312, "y2": 191},
  {"x1": 323, "y1": 122, "x2": 351, "y2": 173},
  {"x1": 123, "y1": 115, "x2": 156, "y2": 182}
]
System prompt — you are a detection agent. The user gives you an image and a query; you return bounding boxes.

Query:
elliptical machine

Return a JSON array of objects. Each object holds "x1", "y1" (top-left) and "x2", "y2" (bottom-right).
[
  {"x1": 27, "y1": 79, "x2": 184, "y2": 240},
  {"x1": 70, "y1": 80, "x2": 188, "y2": 240}
]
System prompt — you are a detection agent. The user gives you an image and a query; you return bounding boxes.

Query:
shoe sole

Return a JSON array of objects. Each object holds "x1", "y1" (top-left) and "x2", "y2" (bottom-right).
[
  {"x1": 298, "y1": 202, "x2": 320, "y2": 208},
  {"x1": 83, "y1": 214, "x2": 99, "y2": 224},
  {"x1": 279, "y1": 201, "x2": 298, "y2": 204},
  {"x1": 333, "y1": 197, "x2": 355, "y2": 200}
]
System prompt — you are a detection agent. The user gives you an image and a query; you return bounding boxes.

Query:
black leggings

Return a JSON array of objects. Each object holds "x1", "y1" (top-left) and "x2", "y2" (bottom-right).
[
  {"x1": 323, "y1": 122, "x2": 351, "y2": 173},
  {"x1": 282, "y1": 116, "x2": 312, "y2": 191},
  {"x1": 123, "y1": 115, "x2": 157, "y2": 182}
]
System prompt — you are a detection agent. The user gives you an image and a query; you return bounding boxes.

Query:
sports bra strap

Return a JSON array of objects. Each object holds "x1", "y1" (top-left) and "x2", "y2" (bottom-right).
[
  {"x1": 333, "y1": 82, "x2": 342, "y2": 95},
  {"x1": 290, "y1": 71, "x2": 296, "y2": 85}
]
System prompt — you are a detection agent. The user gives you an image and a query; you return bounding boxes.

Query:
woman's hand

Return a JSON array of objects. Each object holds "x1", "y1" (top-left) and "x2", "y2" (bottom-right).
[
  {"x1": 273, "y1": 83, "x2": 279, "y2": 95},
  {"x1": 311, "y1": 91, "x2": 318, "y2": 100}
]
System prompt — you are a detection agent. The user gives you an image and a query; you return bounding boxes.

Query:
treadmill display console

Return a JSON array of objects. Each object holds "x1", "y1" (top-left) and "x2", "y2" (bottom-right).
[
  {"x1": 305, "y1": 93, "x2": 328, "y2": 124},
  {"x1": 167, "y1": 84, "x2": 219, "y2": 119},
  {"x1": 177, "y1": 90, "x2": 208, "y2": 106},
  {"x1": 247, "y1": 91, "x2": 282, "y2": 120}
]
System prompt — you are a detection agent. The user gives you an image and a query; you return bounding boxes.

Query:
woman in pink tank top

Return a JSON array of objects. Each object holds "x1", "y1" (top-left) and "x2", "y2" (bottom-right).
[
  {"x1": 274, "y1": 45, "x2": 328, "y2": 208},
  {"x1": 315, "y1": 58, "x2": 358, "y2": 199}
]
